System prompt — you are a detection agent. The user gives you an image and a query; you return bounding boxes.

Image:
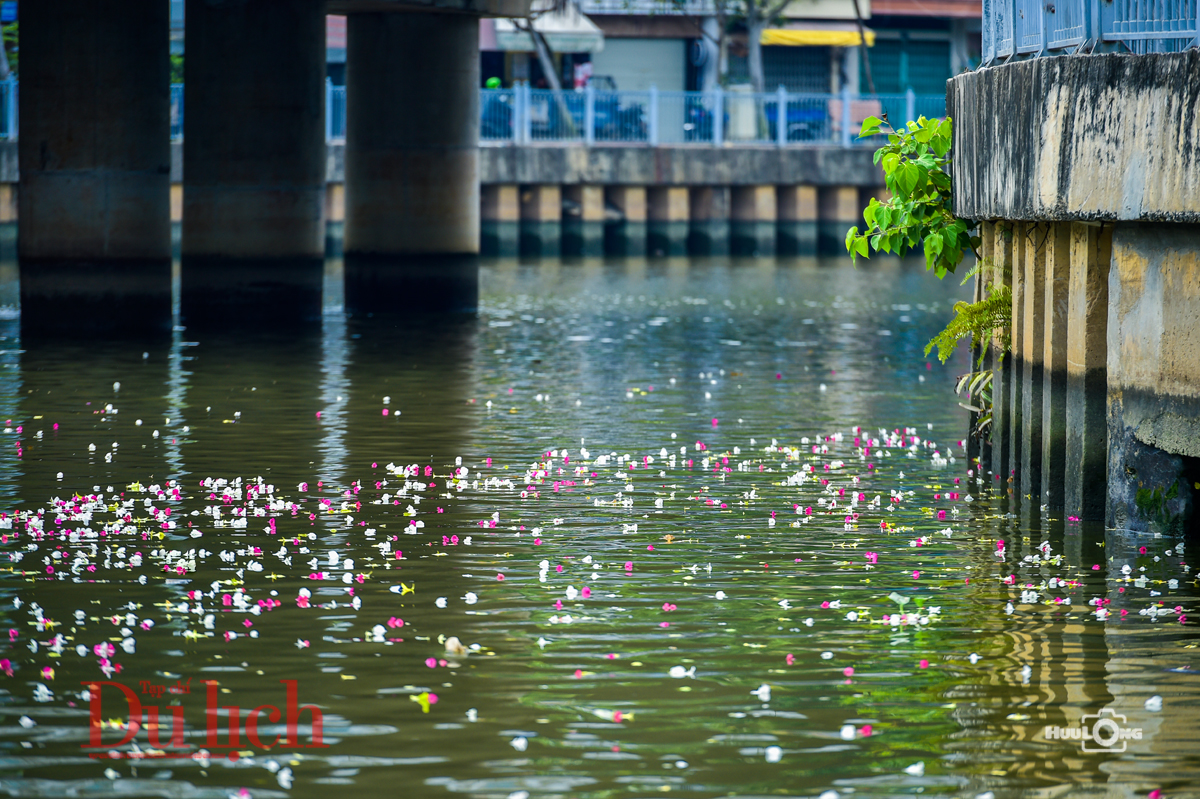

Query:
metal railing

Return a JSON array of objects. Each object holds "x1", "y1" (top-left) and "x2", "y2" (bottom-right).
[
  {"x1": 482, "y1": 84, "x2": 945, "y2": 147},
  {"x1": 0, "y1": 79, "x2": 15, "y2": 140},
  {"x1": 0, "y1": 81, "x2": 944, "y2": 147},
  {"x1": 577, "y1": 0, "x2": 718, "y2": 13},
  {"x1": 983, "y1": 0, "x2": 1199, "y2": 63}
]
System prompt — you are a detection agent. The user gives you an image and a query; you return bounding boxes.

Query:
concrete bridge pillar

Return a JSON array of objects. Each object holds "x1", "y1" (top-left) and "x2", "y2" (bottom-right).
[
  {"x1": 344, "y1": 12, "x2": 480, "y2": 313},
  {"x1": 181, "y1": 0, "x2": 327, "y2": 326},
  {"x1": 1019, "y1": 223, "x2": 1048, "y2": 508},
  {"x1": 563, "y1": 186, "x2": 604, "y2": 256},
  {"x1": 648, "y1": 187, "x2": 689, "y2": 256},
  {"x1": 19, "y1": 0, "x2": 171, "y2": 335},
  {"x1": 482, "y1": 185, "x2": 520, "y2": 256},
  {"x1": 1008, "y1": 222, "x2": 1027, "y2": 497},
  {"x1": 1040, "y1": 223, "x2": 1072, "y2": 510},
  {"x1": 777, "y1": 186, "x2": 817, "y2": 255},
  {"x1": 605, "y1": 187, "x2": 647, "y2": 256},
  {"x1": 519, "y1": 185, "x2": 562, "y2": 256},
  {"x1": 687, "y1": 187, "x2": 730, "y2": 255},
  {"x1": 1064, "y1": 223, "x2": 1111, "y2": 521},
  {"x1": 818, "y1": 186, "x2": 859, "y2": 255},
  {"x1": 731, "y1": 186, "x2": 776, "y2": 256},
  {"x1": 989, "y1": 222, "x2": 1014, "y2": 495}
]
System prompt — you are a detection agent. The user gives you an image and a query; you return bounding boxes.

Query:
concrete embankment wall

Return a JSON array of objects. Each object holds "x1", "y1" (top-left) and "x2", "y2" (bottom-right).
[
  {"x1": 949, "y1": 51, "x2": 1200, "y2": 533},
  {"x1": 0, "y1": 141, "x2": 886, "y2": 257}
]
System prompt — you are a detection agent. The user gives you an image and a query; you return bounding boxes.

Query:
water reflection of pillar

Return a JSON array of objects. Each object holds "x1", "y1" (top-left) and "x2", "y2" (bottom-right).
[
  {"x1": 980, "y1": 620, "x2": 1114, "y2": 785},
  {"x1": 1099, "y1": 530, "x2": 1200, "y2": 786},
  {"x1": 0, "y1": 314, "x2": 21, "y2": 505},
  {"x1": 341, "y1": 318, "x2": 478, "y2": 476},
  {"x1": 317, "y1": 314, "x2": 351, "y2": 489},
  {"x1": 174, "y1": 333, "x2": 324, "y2": 488},
  {"x1": 162, "y1": 331, "x2": 190, "y2": 481}
]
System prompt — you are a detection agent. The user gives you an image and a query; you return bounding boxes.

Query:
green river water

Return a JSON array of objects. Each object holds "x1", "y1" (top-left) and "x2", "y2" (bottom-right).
[{"x1": 0, "y1": 256, "x2": 1195, "y2": 799}]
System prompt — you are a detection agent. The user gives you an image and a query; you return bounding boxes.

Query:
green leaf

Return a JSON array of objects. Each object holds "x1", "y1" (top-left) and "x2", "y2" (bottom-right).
[
  {"x1": 863, "y1": 201, "x2": 878, "y2": 229},
  {"x1": 880, "y1": 152, "x2": 900, "y2": 175},
  {"x1": 897, "y1": 163, "x2": 920, "y2": 197}
]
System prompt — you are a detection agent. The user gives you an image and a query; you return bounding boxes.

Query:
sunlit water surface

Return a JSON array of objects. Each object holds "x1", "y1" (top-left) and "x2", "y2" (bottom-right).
[{"x1": 0, "y1": 256, "x2": 1195, "y2": 799}]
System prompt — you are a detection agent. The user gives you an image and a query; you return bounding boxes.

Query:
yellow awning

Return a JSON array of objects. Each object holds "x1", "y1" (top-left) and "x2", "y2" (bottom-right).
[{"x1": 761, "y1": 28, "x2": 875, "y2": 46}]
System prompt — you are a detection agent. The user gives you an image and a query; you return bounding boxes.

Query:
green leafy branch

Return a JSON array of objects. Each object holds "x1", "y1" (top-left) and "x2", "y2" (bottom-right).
[
  {"x1": 924, "y1": 274, "x2": 1011, "y2": 364},
  {"x1": 844, "y1": 114, "x2": 980, "y2": 279}
]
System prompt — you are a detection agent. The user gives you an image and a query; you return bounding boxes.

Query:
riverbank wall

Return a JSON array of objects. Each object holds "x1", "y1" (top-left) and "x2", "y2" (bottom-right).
[
  {"x1": 0, "y1": 141, "x2": 887, "y2": 258},
  {"x1": 948, "y1": 51, "x2": 1200, "y2": 534}
]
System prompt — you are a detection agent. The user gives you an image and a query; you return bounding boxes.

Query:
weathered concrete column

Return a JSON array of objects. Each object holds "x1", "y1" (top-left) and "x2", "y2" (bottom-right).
[
  {"x1": 482, "y1": 185, "x2": 520, "y2": 256},
  {"x1": 182, "y1": 0, "x2": 326, "y2": 326},
  {"x1": 1008, "y1": 222, "x2": 1026, "y2": 496},
  {"x1": 19, "y1": 0, "x2": 171, "y2": 335},
  {"x1": 648, "y1": 187, "x2": 689, "y2": 257},
  {"x1": 519, "y1": 185, "x2": 562, "y2": 256},
  {"x1": 605, "y1": 186, "x2": 647, "y2": 256},
  {"x1": 967, "y1": 221, "x2": 995, "y2": 473},
  {"x1": 344, "y1": 12, "x2": 480, "y2": 313},
  {"x1": 1105, "y1": 223, "x2": 1199, "y2": 533},
  {"x1": 817, "y1": 186, "x2": 859, "y2": 255},
  {"x1": 1040, "y1": 222, "x2": 1072, "y2": 510},
  {"x1": 777, "y1": 186, "x2": 817, "y2": 255},
  {"x1": 563, "y1": 186, "x2": 604, "y2": 257},
  {"x1": 990, "y1": 222, "x2": 1014, "y2": 492},
  {"x1": 732, "y1": 186, "x2": 776, "y2": 256},
  {"x1": 688, "y1": 187, "x2": 730, "y2": 255},
  {"x1": 1064, "y1": 222, "x2": 1111, "y2": 521},
  {"x1": 1019, "y1": 223, "x2": 1048, "y2": 504}
]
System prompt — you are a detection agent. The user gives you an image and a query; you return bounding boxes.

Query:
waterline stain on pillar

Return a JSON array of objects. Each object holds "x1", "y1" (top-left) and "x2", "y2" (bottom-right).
[
  {"x1": 605, "y1": 186, "x2": 647, "y2": 256},
  {"x1": 687, "y1": 187, "x2": 729, "y2": 256},
  {"x1": 20, "y1": 0, "x2": 172, "y2": 336},
  {"x1": 1105, "y1": 222, "x2": 1200, "y2": 533},
  {"x1": 518, "y1": 184, "x2": 561, "y2": 257},
  {"x1": 1040, "y1": 222, "x2": 1071, "y2": 510},
  {"x1": 731, "y1": 186, "x2": 776, "y2": 256},
  {"x1": 1020, "y1": 222, "x2": 1047, "y2": 507},
  {"x1": 182, "y1": 0, "x2": 327, "y2": 328},
  {"x1": 1064, "y1": 222, "x2": 1111, "y2": 521},
  {"x1": 481, "y1": 185, "x2": 519, "y2": 256},
  {"x1": 343, "y1": 11, "x2": 480, "y2": 315},
  {"x1": 562, "y1": 185, "x2": 604, "y2": 257},
  {"x1": 777, "y1": 185, "x2": 817, "y2": 256},
  {"x1": 648, "y1": 187, "x2": 689, "y2": 257},
  {"x1": 990, "y1": 222, "x2": 1014, "y2": 493}
]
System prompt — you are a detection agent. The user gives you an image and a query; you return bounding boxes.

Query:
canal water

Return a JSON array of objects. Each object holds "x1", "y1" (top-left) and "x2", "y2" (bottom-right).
[{"x1": 0, "y1": 255, "x2": 1195, "y2": 799}]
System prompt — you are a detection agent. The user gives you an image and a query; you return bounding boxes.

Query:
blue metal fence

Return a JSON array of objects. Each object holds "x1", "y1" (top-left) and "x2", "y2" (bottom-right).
[
  {"x1": 984, "y1": 0, "x2": 1199, "y2": 63},
  {"x1": 481, "y1": 84, "x2": 945, "y2": 147},
  {"x1": 0, "y1": 81, "x2": 945, "y2": 146}
]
